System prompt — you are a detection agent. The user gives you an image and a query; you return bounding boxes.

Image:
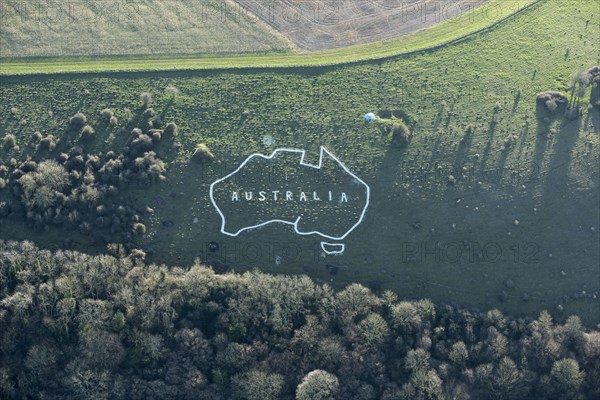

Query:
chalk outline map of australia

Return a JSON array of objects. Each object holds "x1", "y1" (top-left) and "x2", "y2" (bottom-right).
[{"x1": 209, "y1": 146, "x2": 371, "y2": 254}]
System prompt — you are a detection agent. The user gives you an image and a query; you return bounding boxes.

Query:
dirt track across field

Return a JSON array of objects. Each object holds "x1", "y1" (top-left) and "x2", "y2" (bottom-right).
[{"x1": 235, "y1": 0, "x2": 490, "y2": 51}]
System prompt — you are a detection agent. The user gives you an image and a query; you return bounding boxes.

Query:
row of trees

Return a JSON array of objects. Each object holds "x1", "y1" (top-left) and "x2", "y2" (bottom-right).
[{"x1": 0, "y1": 241, "x2": 598, "y2": 399}]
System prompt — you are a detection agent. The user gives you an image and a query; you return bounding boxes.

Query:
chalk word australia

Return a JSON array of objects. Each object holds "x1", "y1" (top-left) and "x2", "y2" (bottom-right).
[
  {"x1": 209, "y1": 147, "x2": 370, "y2": 255},
  {"x1": 230, "y1": 190, "x2": 349, "y2": 203}
]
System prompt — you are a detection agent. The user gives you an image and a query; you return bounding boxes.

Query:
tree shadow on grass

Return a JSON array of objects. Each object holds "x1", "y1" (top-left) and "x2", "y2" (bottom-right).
[
  {"x1": 540, "y1": 116, "x2": 583, "y2": 199},
  {"x1": 511, "y1": 90, "x2": 521, "y2": 115},
  {"x1": 530, "y1": 104, "x2": 562, "y2": 183},
  {"x1": 477, "y1": 111, "x2": 500, "y2": 178}
]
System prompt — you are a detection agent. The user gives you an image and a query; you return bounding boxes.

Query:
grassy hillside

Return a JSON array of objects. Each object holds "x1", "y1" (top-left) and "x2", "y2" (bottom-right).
[
  {"x1": 0, "y1": 0, "x2": 292, "y2": 58},
  {"x1": 0, "y1": 0, "x2": 537, "y2": 75},
  {"x1": 0, "y1": 0, "x2": 598, "y2": 323}
]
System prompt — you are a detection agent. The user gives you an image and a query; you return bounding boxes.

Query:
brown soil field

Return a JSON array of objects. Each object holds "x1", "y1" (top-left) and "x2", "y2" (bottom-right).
[
  {"x1": 236, "y1": 0, "x2": 490, "y2": 51},
  {"x1": 0, "y1": 0, "x2": 292, "y2": 58}
]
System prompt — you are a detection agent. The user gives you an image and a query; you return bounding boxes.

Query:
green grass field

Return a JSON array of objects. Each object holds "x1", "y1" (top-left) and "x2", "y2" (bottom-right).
[
  {"x1": 1, "y1": 0, "x2": 537, "y2": 75},
  {"x1": 1, "y1": 0, "x2": 599, "y2": 323}
]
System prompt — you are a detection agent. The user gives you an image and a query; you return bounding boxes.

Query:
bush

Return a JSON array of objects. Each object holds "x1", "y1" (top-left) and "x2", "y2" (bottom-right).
[
  {"x1": 165, "y1": 85, "x2": 179, "y2": 97},
  {"x1": 133, "y1": 151, "x2": 166, "y2": 182},
  {"x1": 3, "y1": 134, "x2": 17, "y2": 149},
  {"x1": 151, "y1": 115, "x2": 163, "y2": 128},
  {"x1": 37, "y1": 135, "x2": 57, "y2": 152},
  {"x1": 192, "y1": 143, "x2": 215, "y2": 162},
  {"x1": 149, "y1": 129, "x2": 162, "y2": 143},
  {"x1": 124, "y1": 108, "x2": 133, "y2": 122},
  {"x1": 131, "y1": 134, "x2": 154, "y2": 154},
  {"x1": 70, "y1": 112, "x2": 87, "y2": 128},
  {"x1": 0, "y1": 178, "x2": 6, "y2": 190},
  {"x1": 32, "y1": 131, "x2": 43, "y2": 142},
  {"x1": 109, "y1": 116, "x2": 118, "y2": 126},
  {"x1": 133, "y1": 222, "x2": 146, "y2": 236},
  {"x1": 81, "y1": 125, "x2": 95, "y2": 140},
  {"x1": 391, "y1": 121, "x2": 412, "y2": 148},
  {"x1": 100, "y1": 108, "x2": 113, "y2": 119},
  {"x1": 536, "y1": 92, "x2": 568, "y2": 114},
  {"x1": 130, "y1": 248, "x2": 146, "y2": 260},
  {"x1": 140, "y1": 92, "x2": 152, "y2": 107},
  {"x1": 152, "y1": 129, "x2": 162, "y2": 143},
  {"x1": 164, "y1": 122, "x2": 177, "y2": 136}
]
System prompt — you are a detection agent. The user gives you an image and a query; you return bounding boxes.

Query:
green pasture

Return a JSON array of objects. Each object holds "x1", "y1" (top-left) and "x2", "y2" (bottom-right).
[{"x1": 0, "y1": 0, "x2": 598, "y2": 323}]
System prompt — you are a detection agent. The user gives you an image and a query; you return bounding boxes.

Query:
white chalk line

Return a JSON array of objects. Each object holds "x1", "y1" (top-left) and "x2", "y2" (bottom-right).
[{"x1": 209, "y1": 146, "x2": 371, "y2": 248}]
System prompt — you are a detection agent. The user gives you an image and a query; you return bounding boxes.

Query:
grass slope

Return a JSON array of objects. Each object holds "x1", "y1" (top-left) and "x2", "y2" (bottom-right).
[
  {"x1": 0, "y1": 0, "x2": 599, "y2": 323},
  {"x1": 1, "y1": 0, "x2": 537, "y2": 75}
]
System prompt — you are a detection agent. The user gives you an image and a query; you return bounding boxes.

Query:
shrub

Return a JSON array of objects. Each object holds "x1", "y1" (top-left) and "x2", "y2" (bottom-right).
[
  {"x1": 32, "y1": 131, "x2": 43, "y2": 142},
  {"x1": 165, "y1": 85, "x2": 179, "y2": 97},
  {"x1": 391, "y1": 121, "x2": 412, "y2": 148},
  {"x1": 140, "y1": 92, "x2": 152, "y2": 107},
  {"x1": 109, "y1": 116, "x2": 118, "y2": 126},
  {"x1": 81, "y1": 125, "x2": 95, "y2": 140},
  {"x1": 164, "y1": 122, "x2": 177, "y2": 136},
  {"x1": 536, "y1": 92, "x2": 568, "y2": 114},
  {"x1": 65, "y1": 155, "x2": 85, "y2": 171},
  {"x1": 100, "y1": 108, "x2": 113, "y2": 119},
  {"x1": 151, "y1": 115, "x2": 163, "y2": 128},
  {"x1": 57, "y1": 153, "x2": 68, "y2": 164},
  {"x1": 133, "y1": 223, "x2": 146, "y2": 236},
  {"x1": 3, "y1": 134, "x2": 17, "y2": 149},
  {"x1": 149, "y1": 129, "x2": 162, "y2": 143},
  {"x1": 131, "y1": 128, "x2": 142, "y2": 137},
  {"x1": 546, "y1": 98, "x2": 558, "y2": 112},
  {"x1": 70, "y1": 112, "x2": 87, "y2": 128},
  {"x1": 192, "y1": 143, "x2": 215, "y2": 162},
  {"x1": 37, "y1": 135, "x2": 57, "y2": 152},
  {"x1": 130, "y1": 248, "x2": 146, "y2": 260},
  {"x1": 0, "y1": 178, "x2": 6, "y2": 190},
  {"x1": 134, "y1": 151, "x2": 166, "y2": 182},
  {"x1": 124, "y1": 108, "x2": 133, "y2": 122},
  {"x1": 131, "y1": 134, "x2": 154, "y2": 153}
]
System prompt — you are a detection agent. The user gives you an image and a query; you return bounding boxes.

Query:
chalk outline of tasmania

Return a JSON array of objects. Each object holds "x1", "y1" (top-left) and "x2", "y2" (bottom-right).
[{"x1": 209, "y1": 146, "x2": 370, "y2": 255}]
